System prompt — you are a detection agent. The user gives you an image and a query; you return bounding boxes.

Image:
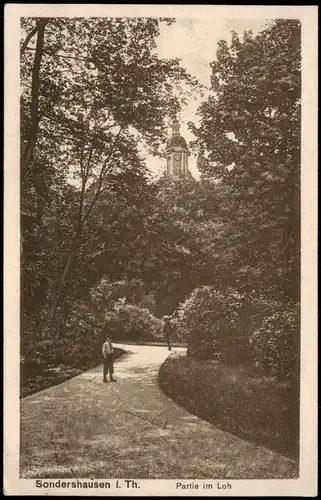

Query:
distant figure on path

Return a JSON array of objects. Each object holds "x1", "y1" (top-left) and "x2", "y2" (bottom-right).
[
  {"x1": 163, "y1": 316, "x2": 173, "y2": 351},
  {"x1": 102, "y1": 334, "x2": 117, "y2": 383}
]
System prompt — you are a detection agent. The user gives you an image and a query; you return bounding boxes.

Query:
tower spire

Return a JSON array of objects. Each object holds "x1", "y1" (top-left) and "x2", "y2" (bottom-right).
[
  {"x1": 165, "y1": 119, "x2": 190, "y2": 178},
  {"x1": 172, "y1": 118, "x2": 180, "y2": 135}
]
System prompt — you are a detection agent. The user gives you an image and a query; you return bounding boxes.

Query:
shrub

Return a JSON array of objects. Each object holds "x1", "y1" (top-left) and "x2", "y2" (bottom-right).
[
  {"x1": 166, "y1": 308, "x2": 189, "y2": 342},
  {"x1": 103, "y1": 303, "x2": 163, "y2": 342},
  {"x1": 90, "y1": 277, "x2": 156, "y2": 315},
  {"x1": 20, "y1": 310, "x2": 66, "y2": 365},
  {"x1": 178, "y1": 286, "x2": 277, "y2": 365},
  {"x1": 249, "y1": 303, "x2": 300, "y2": 381},
  {"x1": 21, "y1": 311, "x2": 44, "y2": 364},
  {"x1": 46, "y1": 302, "x2": 102, "y2": 367}
]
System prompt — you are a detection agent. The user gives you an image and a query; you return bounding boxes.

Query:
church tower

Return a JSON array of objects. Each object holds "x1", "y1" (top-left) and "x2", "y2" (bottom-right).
[{"x1": 165, "y1": 119, "x2": 190, "y2": 178}]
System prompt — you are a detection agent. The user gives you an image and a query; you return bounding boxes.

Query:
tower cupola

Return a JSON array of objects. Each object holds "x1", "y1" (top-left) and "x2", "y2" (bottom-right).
[
  {"x1": 165, "y1": 120, "x2": 190, "y2": 178},
  {"x1": 172, "y1": 119, "x2": 180, "y2": 135}
]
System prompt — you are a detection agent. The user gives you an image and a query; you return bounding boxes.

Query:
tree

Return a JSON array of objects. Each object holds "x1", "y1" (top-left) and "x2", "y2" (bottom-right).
[
  {"x1": 20, "y1": 17, "x2": 199, "y2": 327},
  {"x1": 190, "y1": 20, "x2": 301, "y2": 301},
  {"x1": 76, "y1": 173, "x2": 232, "y2": 317}
]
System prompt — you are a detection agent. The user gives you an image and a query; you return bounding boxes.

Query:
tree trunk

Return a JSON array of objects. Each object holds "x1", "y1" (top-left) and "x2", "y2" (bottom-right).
[
  {"x1": 49, "y1": 222, "x2": 84, "y2": 323},
  {"x1": 22, "y1": 19, "x2": 48, "y2": 171},
  {"x1": 49, "y1": 252, "x2": 74, "y2": 324}
]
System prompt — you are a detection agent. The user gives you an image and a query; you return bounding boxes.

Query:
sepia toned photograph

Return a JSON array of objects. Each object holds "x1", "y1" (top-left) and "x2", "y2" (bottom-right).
[{"x1": 4, "y1": 4, "x2": 317, "y2": 497}]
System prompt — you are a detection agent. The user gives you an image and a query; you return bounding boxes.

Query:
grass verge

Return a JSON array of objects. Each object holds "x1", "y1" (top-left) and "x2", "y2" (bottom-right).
[
  {"x1": 158, "y1": 352, "x2": 299, "y2": 460},
  {"x1": 20, "y1": 347, "x2": 126, "y2": 398}
]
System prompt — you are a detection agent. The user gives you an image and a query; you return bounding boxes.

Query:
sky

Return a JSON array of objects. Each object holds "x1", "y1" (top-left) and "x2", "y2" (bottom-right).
[{"x1": 148, "y1": 17, "x2": 268, "y2": 180}]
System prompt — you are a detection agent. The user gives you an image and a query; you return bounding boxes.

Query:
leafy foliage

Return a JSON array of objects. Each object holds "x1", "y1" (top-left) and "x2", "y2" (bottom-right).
[
  {"x1": 189, "y1": 20, "x2": 301, "y2": 302},
  {"x1": 90, "y1": 277, "x2": 156, "y2": 314},
  {"x1": 20, "y1": 17, "x2": 198, "y2": 353},
  {"x1": 20, "y1": 18, "x2": 300, "y2": 391},
  {"x1": 177, "y1": 286, "x2": 278, "y2": 365},
  {"x1": 250, "y1": 303, "x2": 300, "y2": 380},
  {"x1": 103, "y1": 303, "x2": 163, "y2": 342}
]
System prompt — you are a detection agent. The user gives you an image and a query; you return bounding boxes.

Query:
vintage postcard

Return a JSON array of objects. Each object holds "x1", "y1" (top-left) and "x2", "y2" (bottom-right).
[{"x1": 4, "y1": 3, "x2": 318, "y2": 497}]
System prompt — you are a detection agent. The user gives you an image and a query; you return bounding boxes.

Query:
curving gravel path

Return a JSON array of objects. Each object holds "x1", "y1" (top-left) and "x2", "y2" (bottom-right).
[{"x1": 20, "y1": 344, "x2": 298, "y2": 479}]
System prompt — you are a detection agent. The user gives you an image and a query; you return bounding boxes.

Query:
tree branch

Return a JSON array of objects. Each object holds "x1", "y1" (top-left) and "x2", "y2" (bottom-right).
[
  {"x1": 81, "y1": 127, "x2": 124, "y2": 224},
  {"x1": 280, "y1": 227, "x2": 296, "y2": 255},
  {"x1": 24, "y1": 47, "x2": 90, "y2": 63},
  {"x1": 77, "y1": 137, "x2": 95, "y2": 228},
  {"x1": 20, "y1": 25, "x2": 39, "y2": 57}
]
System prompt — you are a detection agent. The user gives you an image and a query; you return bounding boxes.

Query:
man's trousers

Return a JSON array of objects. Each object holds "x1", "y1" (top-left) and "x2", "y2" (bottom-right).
[{"x1": 103, "y1": 354, "x2": 114, "y2": 380}]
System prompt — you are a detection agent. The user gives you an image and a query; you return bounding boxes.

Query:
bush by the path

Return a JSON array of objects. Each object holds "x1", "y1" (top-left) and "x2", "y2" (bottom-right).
[
  {"x1": 250, "y1": 304, "x2": 300, "y2": 381},
  {"x1": 158, "y1": 353, "x2": 299, "y2": 460},
  {"x1": 177, "y1": 286, "x2": 276, "y2": 362},
  {"x1": 103, "y1": 303, "x2": 163, "y2": 343},
  {"x1": 175, "y1": 286, "x2": 300, "y2": 382}
]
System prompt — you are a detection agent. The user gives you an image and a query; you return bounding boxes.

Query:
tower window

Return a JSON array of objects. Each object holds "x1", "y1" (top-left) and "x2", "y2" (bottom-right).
[{"x1": 172, "y1": 120, "x2": 180, "y2": 135}]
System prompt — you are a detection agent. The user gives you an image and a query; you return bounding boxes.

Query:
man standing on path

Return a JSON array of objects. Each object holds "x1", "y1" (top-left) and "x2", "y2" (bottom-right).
[
  {"x1": 102, "y1": 334, "x2": 117, "y2": 383},
  {"x1": 163, "y1": 316, "x2": 173, "y2": 351}
]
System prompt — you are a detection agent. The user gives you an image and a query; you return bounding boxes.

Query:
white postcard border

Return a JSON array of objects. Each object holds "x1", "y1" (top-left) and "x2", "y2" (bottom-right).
[{"x1": 4, "y1": 4, "x2": 318, "y2": 497}]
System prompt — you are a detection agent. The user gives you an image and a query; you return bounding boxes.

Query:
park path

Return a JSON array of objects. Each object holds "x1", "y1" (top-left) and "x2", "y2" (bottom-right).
[{"x1": 20, "y1": 344, "x2": 298, "y2": 479}]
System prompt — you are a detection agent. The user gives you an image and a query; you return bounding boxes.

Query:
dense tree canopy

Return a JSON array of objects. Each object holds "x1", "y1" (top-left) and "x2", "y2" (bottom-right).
[
  {"x1": 21, "y1": 18, "x2": 300, "y2": 385},
  {"x1": 190, "y1": 20, "x2": 300, "y2": 301},
  {"x1": 21, "y1": 17, "x2": 198, "y2": 325}
]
